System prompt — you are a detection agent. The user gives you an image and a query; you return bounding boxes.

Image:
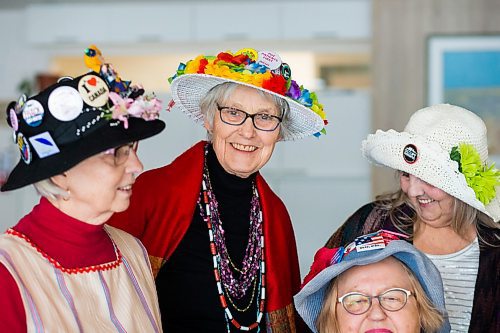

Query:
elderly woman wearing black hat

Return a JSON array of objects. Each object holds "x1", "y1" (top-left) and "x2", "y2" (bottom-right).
[
  {"x1": 325, "y1": 104, "x2": 500, "y2": 332},
  {"x1": 108, "y1": 49, "x2": 327, "y2": 332},
  {"x1": 0, "y1": 47, "x2": 165, "y2": 332},
  {"x1": 295, "y1": 230, "x2": 450, "y2": 333}
]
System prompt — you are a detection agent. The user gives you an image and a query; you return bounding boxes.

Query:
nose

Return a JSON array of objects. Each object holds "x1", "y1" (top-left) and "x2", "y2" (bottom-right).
[
  {"x1": 406, "y1": 174, "x2": 425, "y2": 197},
  {"x1": 238, "y1": 116, "x2": 256, "y2": 138},
  {"x1": 126, "y1": 149, "x2": 144, "y2": 175},
  {"x1": 366, "y1": 298, "x2": 388, "y2": 321}
]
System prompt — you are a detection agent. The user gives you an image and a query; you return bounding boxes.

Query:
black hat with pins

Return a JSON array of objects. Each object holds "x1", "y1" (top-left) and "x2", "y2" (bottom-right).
[{"x1": 1, "y1": 45, "x2": 165, "y2": 191}]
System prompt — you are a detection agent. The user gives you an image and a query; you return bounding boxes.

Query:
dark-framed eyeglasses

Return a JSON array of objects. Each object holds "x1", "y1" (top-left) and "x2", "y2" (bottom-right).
[
  {"x1": 338, "y1": 288, "x2": 412, "y2": 315},
  {"x1": 216, "y1": 104, "x2": 282, "y2": 132},
  {"x1": 102, "y1": 141, "x2": 139, "y2": 165}
]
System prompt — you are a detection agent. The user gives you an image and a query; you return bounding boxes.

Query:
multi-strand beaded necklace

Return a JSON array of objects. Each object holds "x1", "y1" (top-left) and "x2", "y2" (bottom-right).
[{"x1": 198, "y1": 147, "x2": 266, "y2": 332}]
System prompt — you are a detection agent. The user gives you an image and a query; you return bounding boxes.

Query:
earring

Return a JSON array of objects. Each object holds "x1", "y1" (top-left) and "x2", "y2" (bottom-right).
[{"x1": 63, "y1": 190, "x2": 71, "y2": 201}]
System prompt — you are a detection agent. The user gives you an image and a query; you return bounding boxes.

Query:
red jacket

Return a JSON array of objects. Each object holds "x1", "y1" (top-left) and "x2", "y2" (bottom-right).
[{"x1": 109, "y1": 141, "x2": 302, "y2": 331}]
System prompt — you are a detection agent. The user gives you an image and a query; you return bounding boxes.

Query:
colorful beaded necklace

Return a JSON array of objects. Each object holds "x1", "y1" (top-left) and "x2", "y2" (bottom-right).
[{"x1": 198, "y1": 146, "x2": 265, "y2": 332}]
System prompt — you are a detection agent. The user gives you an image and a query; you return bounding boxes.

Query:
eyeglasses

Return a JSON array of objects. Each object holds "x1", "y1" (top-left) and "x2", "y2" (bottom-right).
[
  {"x1": 338, "y1": 288, "x2": 412, "y2": 315},
  {"x1": 102, "y1": 141, "x2": 138, "y2": 165},
  {"x1": 216, "y1": 104, "x2": 282, "y2": 131}
]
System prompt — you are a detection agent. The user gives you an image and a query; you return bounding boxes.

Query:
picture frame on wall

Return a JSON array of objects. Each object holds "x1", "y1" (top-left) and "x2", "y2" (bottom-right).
[{"x1": 427, "y1": 34, "x2": 500, "y2": 162}]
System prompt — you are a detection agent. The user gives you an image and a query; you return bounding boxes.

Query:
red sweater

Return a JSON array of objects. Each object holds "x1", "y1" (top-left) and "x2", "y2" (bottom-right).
[{"x1": 0, "y1": 198, "x2": 116, "y2": 332}]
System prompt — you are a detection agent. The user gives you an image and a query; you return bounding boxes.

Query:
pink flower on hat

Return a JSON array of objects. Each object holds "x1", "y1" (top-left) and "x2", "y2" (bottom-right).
[
  {"x1": 128, "y1": 95, "x2": 162, "y2": 121},
  {"x1": 108, "y1": 92, "x2": 133, "y2": 129}
]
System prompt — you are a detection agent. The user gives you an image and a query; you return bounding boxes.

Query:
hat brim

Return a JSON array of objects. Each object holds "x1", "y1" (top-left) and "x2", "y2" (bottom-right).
[
  {"x1": 1, "y1": 118, "x2": 165, "y2": 191},
  {"x1": 361, "y1": 129, "x2": 500, "y2": 222},
  {"x1": 170, "y1": 74, "x2": 324, "y2": 141},
  {"x1": 294, "y1": 241, "x2": 450, "y2": 333}
]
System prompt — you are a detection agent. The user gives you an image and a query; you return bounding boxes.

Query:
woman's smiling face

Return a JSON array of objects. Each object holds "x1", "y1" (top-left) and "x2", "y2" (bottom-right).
[
  {"x1": 400, "y1": 172, "x2": 455, "y2": 228},
  {"x1": 336, "y1": 258, "x2": 420, "y2": 333},
  {"x1": 205, "y1": 85, "x2": 281, "y2": 178}
]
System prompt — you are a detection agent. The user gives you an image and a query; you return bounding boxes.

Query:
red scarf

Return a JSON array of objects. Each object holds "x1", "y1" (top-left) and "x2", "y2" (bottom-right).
[{"x1": 109, "y1": 141, "x2": 301, "y2": 316}]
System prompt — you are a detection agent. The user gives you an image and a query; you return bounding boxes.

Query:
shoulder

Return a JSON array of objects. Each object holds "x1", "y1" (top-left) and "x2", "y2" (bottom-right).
[
  {"x1": 0, "y1": 231, "x2": 26, "y2": 252},
  {"x1": 349, "y1": 201, "x2": 380, "y2": 220},
  {"x1": 255, "y1": 174, "x2": 287, "y2": 212},
  {"x1": 324, "y1": 201, "x2": 379, "y2": 247},
  {"x1": 105, "y1": 225, "x2": 141, "y2": 245},
  {"x1": 477, "y1": 223, "x2": 500, "y2": 248},
  {"x1": 343, "y1": 201, "x2": 393, "y2": 231},
  {"x1": 105, "y1": 225, "x2": 149, "y2": 259}
]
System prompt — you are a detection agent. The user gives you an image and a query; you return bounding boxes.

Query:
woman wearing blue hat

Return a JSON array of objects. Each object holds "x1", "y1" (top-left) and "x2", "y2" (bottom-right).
[
  {"x1": 295, "y1": 230, "x2": 450, "y2": 333},
  {"x1": 0, "y1": 47, "x2": 165, "y2": 332}
]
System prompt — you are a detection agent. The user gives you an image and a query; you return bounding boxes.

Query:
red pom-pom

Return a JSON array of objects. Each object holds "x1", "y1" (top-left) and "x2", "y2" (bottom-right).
[{"x1": 262, "y1": 75, "x2": 287, "y2": 96}]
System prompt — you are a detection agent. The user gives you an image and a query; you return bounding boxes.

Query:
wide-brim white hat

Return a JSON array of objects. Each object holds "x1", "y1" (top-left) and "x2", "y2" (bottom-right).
[
  {"x1": 168, "y1": 49, "x2": 326, "y2": 141},
  {"x1": 171, "y1": 74, "x2": 324, "y2": 141},
  {"x1": 362, "y1": 104, "x2": 500, "y2": 221}
]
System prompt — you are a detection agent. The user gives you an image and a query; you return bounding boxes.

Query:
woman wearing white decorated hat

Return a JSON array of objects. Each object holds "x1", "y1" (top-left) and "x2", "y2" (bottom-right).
[
  {"x1": 0, "y1": 46, "x2": 165, "y2": 331},
  {"x1": 108, "y1": 48, "x2": 327, "y2": 332},
  {"x1": 325, "y1": 104, "x2": 499, "y2": 332}
]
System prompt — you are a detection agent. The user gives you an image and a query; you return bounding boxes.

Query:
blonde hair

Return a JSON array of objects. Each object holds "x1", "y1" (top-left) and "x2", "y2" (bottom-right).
[
  {"x1": 33, "y1": 178, "x2": 69, "y2": 200},
  {"x1": 316, "y1": 260, "x2": 445, "y2": 333},
  {"x1": 376, "y1": 171, "x2": 500, "y2": 245},
  {"x1": 198, "y1": 82, "x2": 290, "y2": 141}
]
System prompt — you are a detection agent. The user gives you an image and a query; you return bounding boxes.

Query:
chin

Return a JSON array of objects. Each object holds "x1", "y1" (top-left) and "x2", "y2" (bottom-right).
[{"x1": 113, "y1": 202, "x2": 131, "y2": 214}]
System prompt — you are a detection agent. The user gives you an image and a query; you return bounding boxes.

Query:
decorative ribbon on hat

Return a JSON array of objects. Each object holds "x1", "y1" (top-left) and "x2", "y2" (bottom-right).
[
  {"x1": 301, "y1": 230, "x2": 409, "y2": 287},
  {"x1": 168, "y1": 48, "x2": 327, "y2": 137},
  {"x1": 450, "y1": 143, "x2": 500, "y2": 206}
]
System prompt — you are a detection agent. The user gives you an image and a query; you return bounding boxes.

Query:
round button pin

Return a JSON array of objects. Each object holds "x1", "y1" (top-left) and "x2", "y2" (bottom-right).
[
  {"x1": 22, "y1": 100, "x2": 44, "y2": 127},
  {"x1": 17, "y1": 132, "x2": 32, "y2": 165},
  {"x1": 403, "y1": 144, "x2": 418, "y2": 164},
  {"x1": 257, "y1": 51, "x2": 282, "y2": 70},
  {"x1": 78, "y1": 74, "x2": 109, "y2": 107},
  {"x1": 281, "y1": 63, "x2": 292, "y2": 81},
  {"x1": 48, "y1": 86, "x2": 84, "y2": 121},
  {"x1": 9, "y1": 108, "x2": 18, "y2": 131},
  {"x1": 16, "y1": 94, "x2": 27, "y2": 112}
]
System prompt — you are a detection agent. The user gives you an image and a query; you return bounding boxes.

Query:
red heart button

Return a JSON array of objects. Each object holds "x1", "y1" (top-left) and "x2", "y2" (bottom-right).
[{"x1": 88, "y1": 77, "x2": 97, "y2": 86}]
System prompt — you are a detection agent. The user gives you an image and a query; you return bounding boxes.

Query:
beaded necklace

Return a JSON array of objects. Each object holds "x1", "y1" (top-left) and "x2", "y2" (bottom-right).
[{"x1": 198, "y1": 146, "x2": 265, "y2": 332}]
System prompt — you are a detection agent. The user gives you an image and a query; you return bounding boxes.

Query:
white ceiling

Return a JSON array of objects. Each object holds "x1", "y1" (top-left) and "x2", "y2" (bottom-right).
[
  {"x1": 0, "y1": 0, "x2": 311, "y2": 9},
  {"x1": 0, "y1": 0, "x2": 164, "y2": 9}
]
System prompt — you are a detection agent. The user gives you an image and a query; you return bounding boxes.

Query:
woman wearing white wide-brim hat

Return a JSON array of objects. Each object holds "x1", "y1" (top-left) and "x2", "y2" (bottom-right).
[
  {"x1": 108, "y1": 48, "x2": 327, "y2": 332},
  {"x1": 325, "y1": 104, "x2": 499, "y2": 333}
]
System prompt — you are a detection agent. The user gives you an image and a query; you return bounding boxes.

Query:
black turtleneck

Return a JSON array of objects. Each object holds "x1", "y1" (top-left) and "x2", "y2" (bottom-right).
[{"x1": 156, "y1": 144, "x2": 265, "y2": 332}]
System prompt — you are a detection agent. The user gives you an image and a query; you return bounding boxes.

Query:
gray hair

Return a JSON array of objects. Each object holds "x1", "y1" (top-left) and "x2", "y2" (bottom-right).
[
  {"x1": 198, "y1": 82, "x2": 291, "y2": 141},
  {"x1": 33, "y1": 178, "x2": 69, "y2": 201}
]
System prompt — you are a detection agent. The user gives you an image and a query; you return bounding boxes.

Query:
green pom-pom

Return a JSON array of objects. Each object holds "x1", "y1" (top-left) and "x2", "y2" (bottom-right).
[{"x1": 454, "y1": 143, "x2": 500, "y2": 205}]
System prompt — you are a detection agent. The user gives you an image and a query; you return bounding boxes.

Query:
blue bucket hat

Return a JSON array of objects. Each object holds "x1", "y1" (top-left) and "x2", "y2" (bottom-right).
[{"x1": 294, "y1": 231, "x2": 451, "y2": 333}]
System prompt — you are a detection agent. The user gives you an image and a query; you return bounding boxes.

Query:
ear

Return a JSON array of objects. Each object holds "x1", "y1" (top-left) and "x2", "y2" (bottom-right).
[
  {"x1": 50, "y1": 172, "x2": 68, "y2": 189},
  {"x1": 203, "y1": 118, "x2": 213, "y2": 134}
]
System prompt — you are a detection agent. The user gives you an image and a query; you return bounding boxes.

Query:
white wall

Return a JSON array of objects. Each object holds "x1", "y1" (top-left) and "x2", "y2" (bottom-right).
[
  {"x1": 263, "y1": 90, "x2": 372, "y2": 276},
  {"x1": 0, "y1": 1, "x2": 373, "y2": 277},
  {"x1": 0, "y1": 89, "x2": 372, "y2": 277}
]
